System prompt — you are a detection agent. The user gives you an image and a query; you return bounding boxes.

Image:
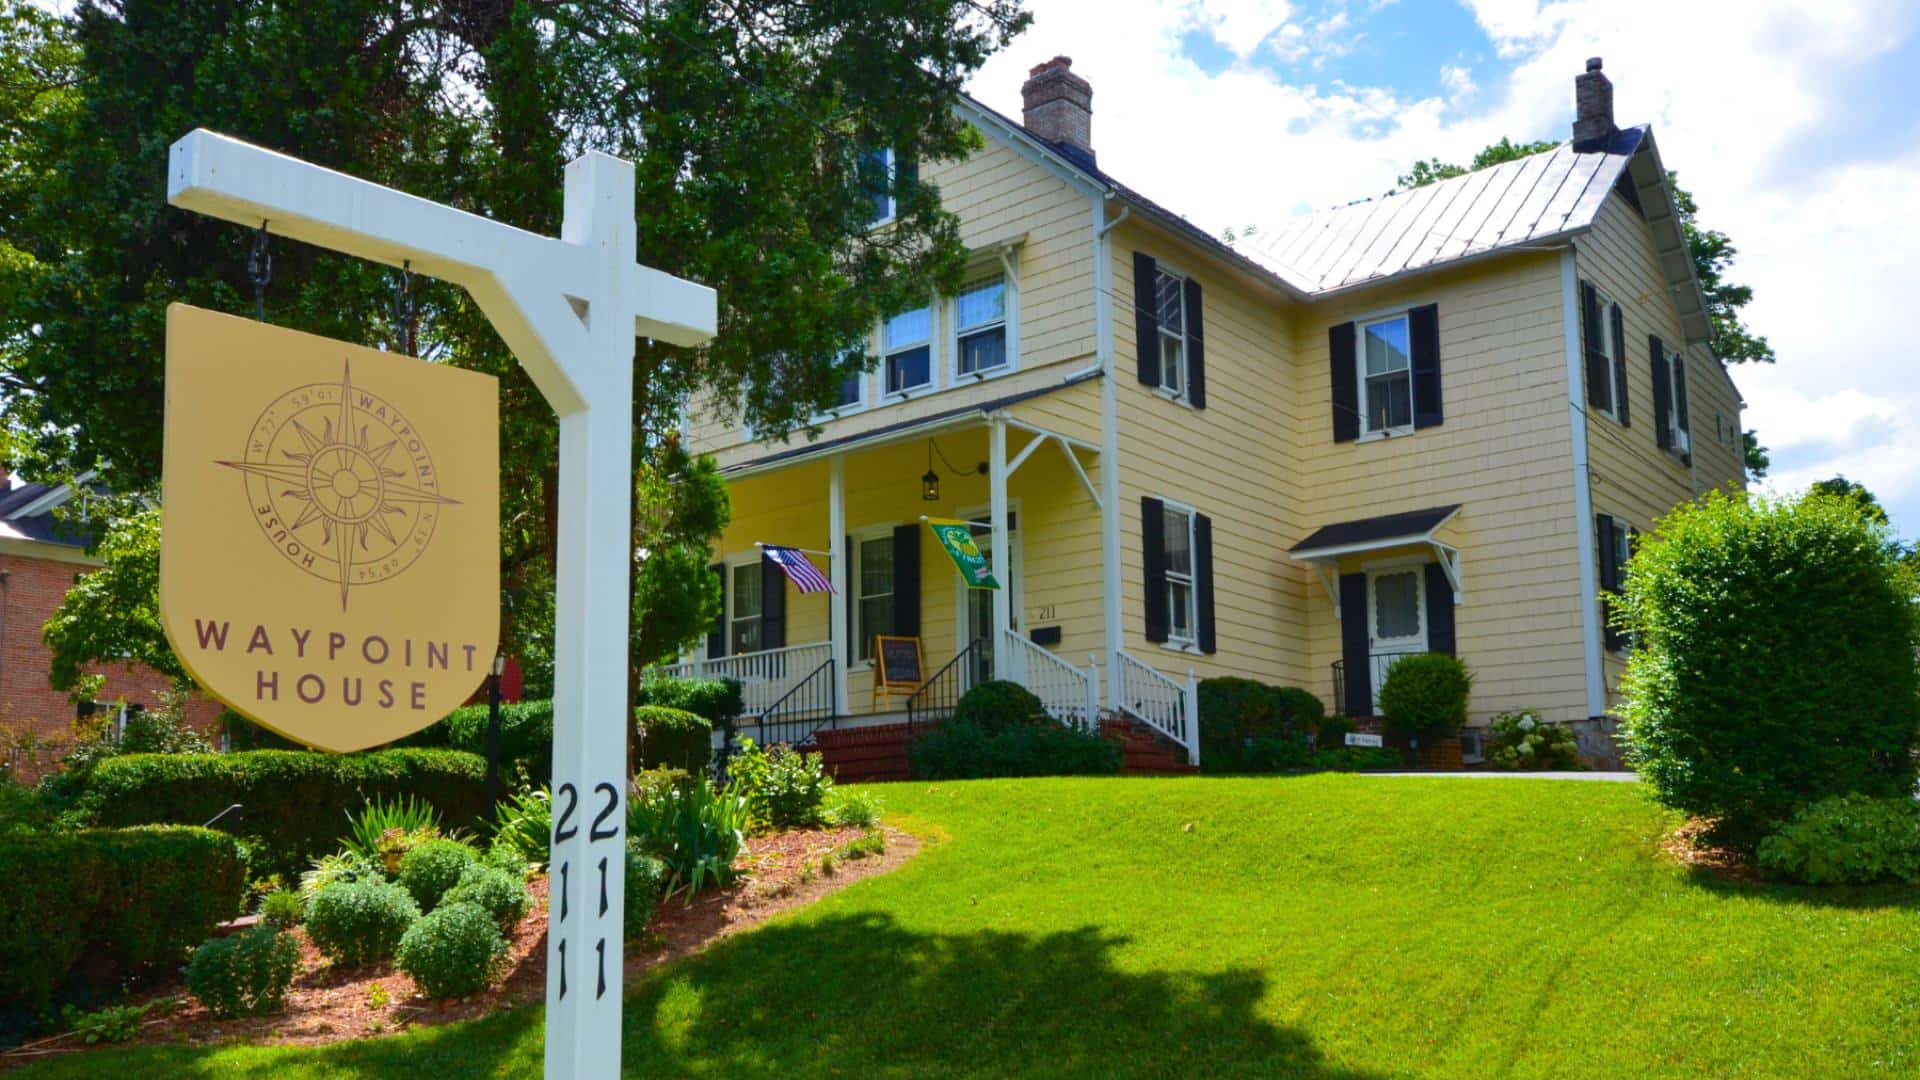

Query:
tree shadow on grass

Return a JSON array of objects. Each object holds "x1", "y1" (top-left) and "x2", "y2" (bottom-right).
[
  {"x1": 1677, "y1": 866, "x2": 1920, "y2": 911},
  {"x1": 621, "y1": 912, "x2": 1384, "y2": 1079}
]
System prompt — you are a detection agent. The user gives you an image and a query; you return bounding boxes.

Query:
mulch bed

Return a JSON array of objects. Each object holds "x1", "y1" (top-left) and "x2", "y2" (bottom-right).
[
  {"x1": 1660, "y1": 817, "x2": 1764, "y2": 883},
  {"x1": 3, "y1": 824, "x2": 917, "y2": 1069}
]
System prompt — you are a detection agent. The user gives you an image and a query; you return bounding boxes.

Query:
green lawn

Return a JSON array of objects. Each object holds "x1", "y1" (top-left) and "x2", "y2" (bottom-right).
[{"x1": 25, "y1": 775, "x2": 1920, "y2": 1077}]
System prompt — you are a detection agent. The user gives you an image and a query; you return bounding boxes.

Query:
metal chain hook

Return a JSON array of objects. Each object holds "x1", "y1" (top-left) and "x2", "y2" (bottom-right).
[
  {"x1": 393, "y1": 260, "x2": 416, "y2": 355},
  {"x1": 247, "y1": 221, "x2": 271, "y2": 321}
]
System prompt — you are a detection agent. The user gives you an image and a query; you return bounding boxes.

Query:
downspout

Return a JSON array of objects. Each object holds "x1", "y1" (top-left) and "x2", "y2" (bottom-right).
[
  {"x1": 1561, "y1": 248, "x2": 1607, "y2": 718},
  {"x1": 1094, "y1": 195, "x2": 1127, "y2": 710}
]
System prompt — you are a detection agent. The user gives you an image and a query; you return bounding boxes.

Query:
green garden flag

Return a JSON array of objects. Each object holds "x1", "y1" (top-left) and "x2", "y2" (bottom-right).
[{"x1": 926, "y1": 517, "x2": 1000, "y2": 590}]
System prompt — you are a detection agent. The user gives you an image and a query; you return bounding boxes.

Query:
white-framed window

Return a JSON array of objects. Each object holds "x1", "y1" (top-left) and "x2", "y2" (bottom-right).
[
  {"x1": 1154, "y1": 267, "x2": 1187, "y2": 398},
  {"x1": 883, "y1": 304, "x2": 934, "y2": 397},
  {"x1": 728, "y1": 558, "x2": 765, "y2": 654},
  {"x1": 1657, "y1": 341, "x2": 1691, "y2": 457},
  {"x1": 853, "y1": 530, "x2": 896, "y2": 663},
  {"x1": 1359, "y1": 313, "x2": 1414, "y2": 436},
  {"x1": 1591, "y1": 285, "x2": 1624, "y2": 422},
  {"x1": 1162, "y1": 502, "x2": 1197, "y2": 646},
  {"x1": 866, "y1": 147, "x2": 898, "y2": 226},
  {"x1": 954, "y1": 274, "x2": 1010, "y2": 378}
]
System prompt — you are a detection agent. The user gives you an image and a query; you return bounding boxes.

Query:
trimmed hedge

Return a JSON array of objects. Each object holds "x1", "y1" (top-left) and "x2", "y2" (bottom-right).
[
  {"x1": 635, "y1": 677, "x2": 744, "y2": 728},
  {"x1": 1197, "y1": 678, "x2": 1326, "y2": 773},
  {"x1": 635, "y1": 706, "x2": 712, "y2": 772},
  {"x1": 953, "y1": 681, "x2": 1047, "y2": 735},
  {"x1": 909, "y1": 720, "x2": 1121, "y2": 780},
  {"x1": 397, "y1": 701, "x2": 553, "y2": 787},
  {"x1": 0, "y1": 826, "x2": 245, "y2": 1012},
  {"x1": 78, "y1": 749, "x2": 487, "y2": 879}
]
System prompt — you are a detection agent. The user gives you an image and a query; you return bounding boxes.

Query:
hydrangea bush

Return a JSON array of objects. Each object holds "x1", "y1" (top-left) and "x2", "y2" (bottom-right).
[{"x1": 1485, "y1": 710, "x2": 1582, "y2": 771}]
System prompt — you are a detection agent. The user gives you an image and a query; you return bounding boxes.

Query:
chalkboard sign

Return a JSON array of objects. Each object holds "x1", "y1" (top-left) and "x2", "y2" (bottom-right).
[{"x1": 874, "y1": 636, "x2": 924, "y2": 690}]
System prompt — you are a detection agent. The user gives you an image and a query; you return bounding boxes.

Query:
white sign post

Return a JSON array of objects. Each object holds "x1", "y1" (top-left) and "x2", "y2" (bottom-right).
[{"x1": 168, "y1": 129, "x2": 717, "y2": 1077}]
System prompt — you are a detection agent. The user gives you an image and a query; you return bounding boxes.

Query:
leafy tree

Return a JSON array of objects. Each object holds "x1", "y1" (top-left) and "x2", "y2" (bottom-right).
[
  {"x1": 1742, "y1": 430, "x2": 1768, "y2": 479},
  {"x1": 5, "y1": 0, "x2": 1027, "y2": 685},
  {"x1": 1619, "y1": 490, "x2": 1920, "y2": 845},
  {"x1": 41, "y1": 503, "x2": 184, "y2": 696},
  {"x1": 630, "y1": 439, "x2": 729, "y2": 673},
  {"x1": 1391, "y1": 137, "x2": 1555, "y2": 193},
  {"x1": 1807, "y1": 475, "x2": 1889, "y2": 524}
]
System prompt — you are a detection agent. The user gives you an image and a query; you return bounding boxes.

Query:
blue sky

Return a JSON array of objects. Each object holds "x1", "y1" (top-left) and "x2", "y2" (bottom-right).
[{"x1": 967, "y1": 0, "x2": 1920, "y2": 538}]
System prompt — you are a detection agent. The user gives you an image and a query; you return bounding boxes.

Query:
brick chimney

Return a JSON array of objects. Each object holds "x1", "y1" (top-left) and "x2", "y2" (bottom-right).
[
  {"x1": 1573, "y1": 57, "x2": 1616, "y2": 148},
  {"x1": 1021, "y1": 56, "x2": 1094, "y2": 162}
]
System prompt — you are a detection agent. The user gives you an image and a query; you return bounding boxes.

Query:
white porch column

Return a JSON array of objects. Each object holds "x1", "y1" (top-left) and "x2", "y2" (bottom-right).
[
  {"x1": 827, "y1": 454, "x2": 849, "y2": 716},
  {"x1": 989, "y1": 415, "x2": 1011, "y2": 680}
]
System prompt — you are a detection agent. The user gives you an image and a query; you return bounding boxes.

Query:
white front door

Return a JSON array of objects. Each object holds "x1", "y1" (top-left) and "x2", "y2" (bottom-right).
[{"x1": 1366, "y1": 566, "x2": 1426, "y2": 710}]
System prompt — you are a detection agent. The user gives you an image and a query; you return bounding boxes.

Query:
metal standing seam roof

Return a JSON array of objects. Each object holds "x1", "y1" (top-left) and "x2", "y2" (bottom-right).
[{"x1": 1244, "y1": 128, "x2": 1648, "y2": 295}]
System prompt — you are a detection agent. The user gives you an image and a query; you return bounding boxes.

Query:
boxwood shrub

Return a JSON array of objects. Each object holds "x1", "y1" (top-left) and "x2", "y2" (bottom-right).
[
  {"x1": 396, "y1": 900, "x2": 506, "y2": 999},
  {"x1": 635, "y1": 677, "x2": 744, "y2": 728},
  {"x1": 1620, "y1": 491, "x2": 1920, "y2": 842},
  {"x1": 77, "y1": 749, "x2": 487, "y2": 878},
  {"x1": 305, "y1": 878, "x2": 420, "y2": 969},
  {"x1": 442, "y1": 865, "x2": 532, "y2": 932},
  {"x1": 185, "y1": 926, "x2": 300, "y2": 1018},
  {"x1": 0, "y1": 826, "x2": 245, "y2": 1012},
  {"x1": 397, "y1": 839, "x2": 482, "y2": 911},
  {"x1": 909, "y1": 719, "x2": 1121, "y2": 780},
  {"x1": 953, "y1": 680, "x2": 1046, "y2": 734},
  {"x1": 1197, "y1": 678, "x2": 1326, "y2": 772},
  {"x1": 634, "y1": 706, "x2": 712, "y2": 772},
  {"x1": 1378, "y1": 654, "x2": 1472, "y2": 738}
]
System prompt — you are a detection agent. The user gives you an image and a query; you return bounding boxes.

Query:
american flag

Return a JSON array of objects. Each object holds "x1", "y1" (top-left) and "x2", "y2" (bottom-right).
[{"x1": 762, "y1": 545, "x2": 835, "y2": 594}]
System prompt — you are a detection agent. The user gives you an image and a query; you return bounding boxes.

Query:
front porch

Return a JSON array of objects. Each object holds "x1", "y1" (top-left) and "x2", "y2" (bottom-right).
[{"x1": 670, "y1": 400, "x2": 1200, "y2": 765}]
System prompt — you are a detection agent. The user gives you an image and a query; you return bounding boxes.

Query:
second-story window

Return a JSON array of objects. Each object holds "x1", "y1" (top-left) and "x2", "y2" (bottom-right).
[
  {"x1": 866, "y1": 148, "x2": 897, "y2": 226},
  {"x1": 955, "y1": 275, "x2": 1008, "y2": 377},
  {"x1": 884, "y1": 304, "x2": 933, "y2": 396},
  {"x1": 1361, "y1": 314, "x2": 1413, "y2": 435},
  {"x1": 1155, "y1": 268, "x2": 1186, "y2": 396},
  {"x1": 1653, "y1": 339, "x2": 1691, "y2": 459}
]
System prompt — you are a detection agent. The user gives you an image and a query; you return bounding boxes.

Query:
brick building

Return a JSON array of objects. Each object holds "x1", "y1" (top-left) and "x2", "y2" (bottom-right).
[{"x1": 0, "y1": 474, "x2": 221, "y2": 781}]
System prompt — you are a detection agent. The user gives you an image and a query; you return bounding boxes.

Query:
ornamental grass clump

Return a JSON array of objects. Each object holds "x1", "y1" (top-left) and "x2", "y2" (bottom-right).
[
  {"x1": 305, "y1": 879, "x2": 420, "y2": 969},
  {"x1": 396, "y1": 901, "x2": 507, "y2": 999},
  {"x1": 626, "y1": 774, "x2": 748, "y2": 897},
  {"x1": 185, "y1": 926, "x2": 300, "y2": 1018},
  {"x1": 1618, "y1": 491, "x2": 1920, "y2": 843}
]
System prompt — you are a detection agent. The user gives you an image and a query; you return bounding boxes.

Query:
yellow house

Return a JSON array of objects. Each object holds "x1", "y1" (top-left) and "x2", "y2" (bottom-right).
[{"x1": 675, "y1": 56, "x2": 1744, "y2": 767}]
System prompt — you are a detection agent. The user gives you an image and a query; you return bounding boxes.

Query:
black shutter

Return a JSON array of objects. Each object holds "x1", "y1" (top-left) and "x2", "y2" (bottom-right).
[
  {"x1": 1339, "y1": 574, "x2": 1371, "y2": 716},
  {"x1": 759, "y1": 552, "x2": 786, "y2": 650},
  {"x1": 1194, "y1": 512, "x2": 1216, "y2": 654},
  {"x1": 1581, "y1": 282, "x2": 1611, "y2": 413},
  {"x1": 1610, "y1": 303, "x2": 1630, "y2": 426},
  {"x1": 1141, "y1": 497, "x2": 1169, "y2": 643},
  {"x1": 895, "y1": 151, "x2": 917, "y2": 197},
  {"x1": 1329, "y1": 322, "x2": 1359, "y2": 443},
  {"x1": 1424, "y1": 563, "x2": 1455, "y2": 656},
  {"x1": 1596, "y1": 514, "x2": 1622, "y2": 652},
  {"x1": 891, "y1": 524, "x2": 920, "y2": 638},
  {"x1": 1408, "y1": 304, "x2": 1442, "y2": 430},
  {"x1": 1650, "y1": 336, "x2": 1673, "y2": 451},
  {"x1": 1133, "y1": 252, "x2": 1161, "y2": 388},
  {"x1": 1184, "y1": 277, "x2": 1206, "y2": 409},
  {"x1": 706, "y1": 563, "x2": 727, "y2": 659}
]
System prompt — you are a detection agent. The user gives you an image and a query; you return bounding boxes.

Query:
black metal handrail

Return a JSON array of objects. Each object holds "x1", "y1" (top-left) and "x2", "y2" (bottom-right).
[
  {"x1": 906, "y1": 638, "x2": 983, "y2": 737},
  {"x1": 734, "y1": 657, "x2": 836, "y2": 752},
  {"x1": 1330, "y1": 660, "x2": 1345, "y2": 719}
]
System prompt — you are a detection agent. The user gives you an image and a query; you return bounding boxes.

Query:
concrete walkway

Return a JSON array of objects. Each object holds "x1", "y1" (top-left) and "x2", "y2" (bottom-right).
[{"x1": 1364, "y1": 770, "x2": 1639, "y2": 782}]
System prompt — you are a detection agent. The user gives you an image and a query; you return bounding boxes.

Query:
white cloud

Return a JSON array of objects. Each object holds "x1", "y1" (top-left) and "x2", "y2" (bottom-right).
[{"x1": 965, "y1": 0, "x2": 1920, "y2": 531}]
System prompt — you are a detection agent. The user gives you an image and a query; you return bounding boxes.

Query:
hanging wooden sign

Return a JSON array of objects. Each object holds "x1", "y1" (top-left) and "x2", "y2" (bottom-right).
[{"x1": 159, "y1": 303, "x2": 499, "y2": 752}]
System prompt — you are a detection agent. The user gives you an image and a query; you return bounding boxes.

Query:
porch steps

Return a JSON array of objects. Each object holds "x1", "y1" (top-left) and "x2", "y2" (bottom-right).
[
  {"x1": 1100, "y1": 717, "x2": 1200, "y2": 776},
  {"x1": 812, "y1": 723, "x2": 914, "y2": 783}
]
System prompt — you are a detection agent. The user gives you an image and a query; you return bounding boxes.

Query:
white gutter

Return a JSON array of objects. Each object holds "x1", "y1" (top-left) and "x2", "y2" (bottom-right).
[
  {"x1": 1094, "y1": 192, "x2": 1125, "y2": 710},
  {"x1": 1561, "y1": 247, "x2": 1607, "y2": 718}
]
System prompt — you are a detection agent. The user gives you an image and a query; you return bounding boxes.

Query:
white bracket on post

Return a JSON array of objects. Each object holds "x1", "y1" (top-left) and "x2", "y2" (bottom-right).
[{"x1": 168, "y1": 129, "x2": 717, "y2": 1079}]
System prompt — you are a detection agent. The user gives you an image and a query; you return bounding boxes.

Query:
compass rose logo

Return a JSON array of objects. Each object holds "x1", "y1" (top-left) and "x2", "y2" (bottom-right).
[{"x1": 220, "y1": 362, "x2": 459, "y2": 610}]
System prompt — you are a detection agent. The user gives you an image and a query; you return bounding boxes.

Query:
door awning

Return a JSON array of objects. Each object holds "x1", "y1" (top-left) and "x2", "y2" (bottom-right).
[{"x1": 1289, "y1": 504, "x2": 1462, "y2": 614}]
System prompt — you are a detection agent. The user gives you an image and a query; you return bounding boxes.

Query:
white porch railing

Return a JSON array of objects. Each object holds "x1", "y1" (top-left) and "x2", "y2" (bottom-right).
[
  {"x1": 1001, "y1": 631, "x2": 1098, "y2": 732},
  {"x1": 652, "y1": 641, "x2": 831, "y2": 718},
  {"x1": 1114, "y1": 649, "x2": 1200, "y2": 766}
]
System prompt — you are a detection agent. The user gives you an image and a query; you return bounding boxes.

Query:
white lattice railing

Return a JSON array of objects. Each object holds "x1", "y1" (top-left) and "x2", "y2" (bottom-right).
[
  {"x1": 1002, "y1": 631, "x2": 1098, "y2": 732},
  {"x1": 652, "y1": 641, "x2": 832, "y2": 718},
  {"x1": 1114, "y1": 649, "x2": 1199, "y2": 765}
]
